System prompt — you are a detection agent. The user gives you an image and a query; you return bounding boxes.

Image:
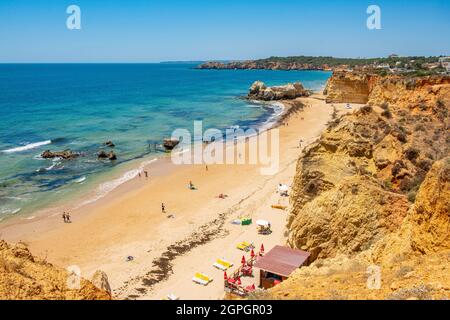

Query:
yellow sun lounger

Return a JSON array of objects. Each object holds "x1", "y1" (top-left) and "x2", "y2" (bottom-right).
[
  {"x1": 236, "y1": 241, "x2": 254, "y2": 252},
  {"x1": 213, "y1": 258, "x2": 234, "y2": 271},
  {"x1": 192, "y1": 273, "x2": 212, "y2": 286}
]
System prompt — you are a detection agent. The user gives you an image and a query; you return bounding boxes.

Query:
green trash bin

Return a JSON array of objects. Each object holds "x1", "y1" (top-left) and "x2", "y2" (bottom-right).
[{"x1": 241, "y1": 218, "x2": 252, "y2": 226}]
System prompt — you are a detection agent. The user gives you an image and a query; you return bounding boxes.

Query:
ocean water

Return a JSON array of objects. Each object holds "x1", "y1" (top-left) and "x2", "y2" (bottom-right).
[{"x1": 0, "y1": 63, "x2": 331, "y2": 219}]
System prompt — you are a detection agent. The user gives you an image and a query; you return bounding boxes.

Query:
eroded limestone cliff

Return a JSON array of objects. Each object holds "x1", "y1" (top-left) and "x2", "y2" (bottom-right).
[
  {"x1": 324, "y1": 72, "x2": 378, "y2": 104},
  {"x1": 265, "y1": 72, "x2": 450, "y2": 300},
  {"x1": 0, "y1": 240, "x2": 111, "y2": 300}
]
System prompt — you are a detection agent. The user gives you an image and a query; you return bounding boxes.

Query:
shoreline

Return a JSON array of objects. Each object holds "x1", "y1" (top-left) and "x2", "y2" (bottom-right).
[
  {"x1": 0, "y1": 97, "x2": 289, "y2": 226},
  {"x1": 0, "y1": 93, "x2": 359, "y2": 300}
]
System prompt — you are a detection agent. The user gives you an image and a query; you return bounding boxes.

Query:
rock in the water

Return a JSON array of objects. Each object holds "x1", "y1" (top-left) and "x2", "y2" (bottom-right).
[
  {"x1": 108, "y1": 151, "x2": 117, "y2": 160},
  {"x1": 98, "y1": 151, "x2": 117, "y2": 160},
  {"x1": 41, "y1": 149, "x2": 79, "y2": 160},
  {"x1": 104, "y1": 141, "x2": 115, "y2": 148},
  {"x1": 91, "y1": 270, "x2": 112, "y2": 294},
  {"x1": 248, "y1": 81, "x2": 310, "y2": 101},
  {"x1": 249, "y1": 81, "x2": 267, "y2": 95},
  {"x1": 163, "y1": 138, "x2": 180, "y2": 151}
]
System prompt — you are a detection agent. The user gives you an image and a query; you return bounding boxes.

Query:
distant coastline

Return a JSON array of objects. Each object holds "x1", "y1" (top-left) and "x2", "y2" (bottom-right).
[{"x1": 196, "y1": 55, "x2": 450, "y2": 76}]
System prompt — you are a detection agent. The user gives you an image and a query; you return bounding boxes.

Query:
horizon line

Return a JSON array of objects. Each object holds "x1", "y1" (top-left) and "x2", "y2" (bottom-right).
[{"x1": 1, "y1": 54, "x2": 449, "y2": 65}]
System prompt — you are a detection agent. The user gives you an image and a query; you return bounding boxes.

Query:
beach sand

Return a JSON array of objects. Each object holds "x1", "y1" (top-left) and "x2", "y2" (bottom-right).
[{"x1": 0, "y1": 94, "x2": 360, "y2": 300}]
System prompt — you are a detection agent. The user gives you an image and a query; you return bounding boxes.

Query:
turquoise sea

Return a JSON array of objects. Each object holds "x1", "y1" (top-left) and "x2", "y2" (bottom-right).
[{"x1": 0, "y1": 63, "x2": 331, "y2": 220}]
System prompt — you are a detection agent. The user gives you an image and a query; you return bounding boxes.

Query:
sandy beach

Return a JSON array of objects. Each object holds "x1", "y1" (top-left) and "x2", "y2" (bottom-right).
[{"x1": 0, "y1": 94, "x2": 360, "y2": 300}]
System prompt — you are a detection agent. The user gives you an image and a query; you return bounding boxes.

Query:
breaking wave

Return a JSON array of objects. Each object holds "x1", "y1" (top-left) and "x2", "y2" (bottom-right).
[{"x1": 2, "y1": 140, "x2": 52, "y2": 154}]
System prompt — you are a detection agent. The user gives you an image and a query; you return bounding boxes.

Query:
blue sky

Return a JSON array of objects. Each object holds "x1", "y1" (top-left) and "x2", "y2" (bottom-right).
[{"x1": 0, "y1": 0, "x2": 449, "y2": 62}]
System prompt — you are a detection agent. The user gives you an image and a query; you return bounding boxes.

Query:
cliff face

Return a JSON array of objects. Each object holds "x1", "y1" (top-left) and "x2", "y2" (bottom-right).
[
  {"x1": 269, "y1": 158, "x2": 450, "y2": 300},
  {"x1": 197, "y1": 60, "x2": 326, "y2": 71},
  {"x1": 0, "y1": 240, "x2": 111, "y2": 300},
  {"x1": 324, "y1": 72, "x2": 378, "y2": 104},
  {"x1": 269, "y1": 72, "x2": 450, "y2": 300},
  {"x1": 325, "y1": 71, "x2": 450, "y2": 106}
]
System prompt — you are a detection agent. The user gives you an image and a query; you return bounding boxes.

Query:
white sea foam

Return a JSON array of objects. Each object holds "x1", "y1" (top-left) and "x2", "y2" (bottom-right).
[
  {"x1": 78, "y1": 158, "x2": 158, "y2": 207},
  {"x1": 258, "y1": 101, "x2": 286, "y2": 132},
  {"x1": 75, "y1": 176, "x2": 86, "y2": 183},
  {"x1": 4, "y1": 196, "x2": 23, "y2": 201},
  {"x1": 2, "y1": 140, "x2": 51, "y2": 154},
  {"x1": 0, "y1": 207, "x2": 21, "y2": 215}
]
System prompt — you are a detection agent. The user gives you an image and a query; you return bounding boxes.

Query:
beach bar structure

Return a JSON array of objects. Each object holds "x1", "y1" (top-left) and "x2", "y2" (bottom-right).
[{"x1": 253, "y1": 245, "x2": 310, "y2": 289}]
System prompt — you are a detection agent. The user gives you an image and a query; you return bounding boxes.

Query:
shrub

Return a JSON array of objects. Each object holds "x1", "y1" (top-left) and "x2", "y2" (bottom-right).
[
  {"x1": 383, "y1": 179, "x2": 393, "y2": 191},
  {"x1": 417, "y1": 159, "x2": 433, "y2": 172},
  {"x1": 388, "y1": 285, "x2": 433, "y2": 300},
  {"x1": 419, "y1": 103, "x2": 428, "y2": 111},
  {"x1": 360, "y1": 105, "x2": 373, "y2": 114},
  {"x1": 381, "y1": 109, "x2": 393, "y2": 119},
  {"x1": 408, "y1": 191, "x2": 417, "y2": 203},
  {"x1": 397, "y1": 132, "x2": 407, "y2": 143},
  {"x1": 392, "y1": 160, "x2": 405, "y2": 177},
  {"x1": 414, "y1": 124, "x2": 425, "y2": 132},
  {"x1": 395, "y1": 265, "x2": 414, "y2": 278},
  {"x1": 436, "y1": 98, "x2": 445, "y2": 108},
  {"x1": 405, "y1": 148, "x2": 420, "y2": 161}
]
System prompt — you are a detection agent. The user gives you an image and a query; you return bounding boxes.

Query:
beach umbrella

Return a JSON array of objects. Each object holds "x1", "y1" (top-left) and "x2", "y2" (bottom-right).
[
  {"x1": 236, "y1": 277, "x2": 242, "y2": 286},
  {"x1": 241, "y1": 255, "x2": 246, "y2": 264},
  {"x1": 250, "y1": 249, "x2": 255, "y2": 258},
  {"x1": 260, "y1": 244, "x2": 265, "y2": 254},
  {"x1": 251, "y1": 284, "x2": 256, "y2": 290},
  {"x1": 224, "y1": 271, "x2": 228, "y2": 280}
]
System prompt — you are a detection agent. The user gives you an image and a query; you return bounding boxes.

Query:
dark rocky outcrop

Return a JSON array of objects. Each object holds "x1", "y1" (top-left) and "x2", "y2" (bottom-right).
[
  {"x1": 98, "y1": 151, "x2": 117, "y2": 161},
  {"x1": 41, "y1": 149, "x2": 79, "y2": 160},
  {"x1": 104, "y1": 141, "x2": 115, "y2": 148},
  {"x1": 163, "y1": 138, "x2": 180, "y2": 151}
]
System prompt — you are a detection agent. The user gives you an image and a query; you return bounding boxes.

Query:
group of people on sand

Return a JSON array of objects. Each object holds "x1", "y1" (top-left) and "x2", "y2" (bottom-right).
[
  {"x1": 62, "y1": 212, "x2": 71, "y2": 223},
  {"x1": 138, "y1": 170, "x2": 149, "y2": 179}
]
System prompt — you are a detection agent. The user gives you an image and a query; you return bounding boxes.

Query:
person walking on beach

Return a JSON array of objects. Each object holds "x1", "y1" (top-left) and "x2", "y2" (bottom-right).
[
  {"x1": 144, "y1": 171, "x2": 148, "y2": 179},
  {"x1": 62, "y1": 212, "x2": 67, "y2": 223},
  {"x1": 66, "y1": 212, "x2": 71, "y2": 223},
  {"x1": 138, "y1": 171, "x2": 142, "y2": 178},
  {"x1": 161, "y1": 203, "x2": 166, "y2": 214}
]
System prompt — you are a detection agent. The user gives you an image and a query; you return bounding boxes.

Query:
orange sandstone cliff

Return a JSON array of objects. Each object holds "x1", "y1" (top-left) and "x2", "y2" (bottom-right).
[
  {"x1": 262, "y1": 72, "x2": 450, "y2": 300},
  {"x1": 0, "y1": 240, "x2": 111, "y2": 300}
]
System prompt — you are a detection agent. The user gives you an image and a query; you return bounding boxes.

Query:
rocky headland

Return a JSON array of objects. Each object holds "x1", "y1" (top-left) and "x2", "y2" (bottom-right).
[
  {"x1": 196, "y1": 56, "x2": 447, "y2": 76},
  {"x1": 247, "y1": 81, "x2": 310, "y2": 101},
  {"x1": 197, "y1": 60, "x2": 328, "y2": 71}
]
